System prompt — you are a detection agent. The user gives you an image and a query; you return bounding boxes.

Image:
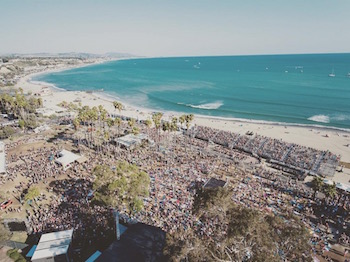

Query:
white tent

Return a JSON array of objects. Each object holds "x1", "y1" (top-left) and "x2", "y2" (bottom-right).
[
  {"x1": 336, "y1": 182, "x2": 350, "y2": 192},
  {"x1": 115, "y1": 134, "x2": 149, "y2": 149},
  {"x1": 32, "y1": 229, "x2": 73, "y2": 262},
  {"x1": 55, "y1": 150, "x2": 82, "y2": 170}
]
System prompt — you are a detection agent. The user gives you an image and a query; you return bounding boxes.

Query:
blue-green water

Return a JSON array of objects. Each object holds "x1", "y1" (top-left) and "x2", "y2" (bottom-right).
[{"x1": 35, "y1": 54, "x2": 350, "y2": 129}]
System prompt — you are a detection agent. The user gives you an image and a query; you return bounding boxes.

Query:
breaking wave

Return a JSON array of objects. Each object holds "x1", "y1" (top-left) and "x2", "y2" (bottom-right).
[
  {"x1": 179, "y1": 101, "x2": 223, "y2": 110},
  {"x1": 332, "y1": 114, "x2": 350, "y2": 121},
  {"x1": 308, "y1": 115, "x2": 330, "y2": 123}
]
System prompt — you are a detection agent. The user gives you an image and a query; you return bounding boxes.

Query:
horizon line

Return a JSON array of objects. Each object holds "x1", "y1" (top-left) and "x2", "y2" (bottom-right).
[{"x1": 1, "y1": 51, "x2": 350, "y2": 58}]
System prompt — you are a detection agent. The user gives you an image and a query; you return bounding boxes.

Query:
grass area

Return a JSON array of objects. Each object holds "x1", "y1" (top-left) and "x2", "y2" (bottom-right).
[
  {"x1": 10, "y1": 232, "x2": 28, "y2": 243},
  {"x1": 6, "y1": 248, "x2": 26, "y2": 262},
  {"x1": 340, "y1": 161, "x2": 350, "y2": 169}
]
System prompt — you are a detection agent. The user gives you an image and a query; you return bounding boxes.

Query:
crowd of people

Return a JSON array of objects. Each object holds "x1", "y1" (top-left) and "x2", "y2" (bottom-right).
[
  {"x1": 191, "y1": 125, "x2": 340, "y2": 177},
  {"x1": 0, "y1": 121, "x2": 349, "y2": 260}
]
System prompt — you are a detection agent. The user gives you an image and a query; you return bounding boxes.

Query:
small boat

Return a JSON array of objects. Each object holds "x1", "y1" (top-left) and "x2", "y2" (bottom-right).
[
  {"x1": 329, "y1": 68, "x2": 335, "y2": 77},
  {"x1": 347, "y1": 72, "x2": 350, "y2": 77}
]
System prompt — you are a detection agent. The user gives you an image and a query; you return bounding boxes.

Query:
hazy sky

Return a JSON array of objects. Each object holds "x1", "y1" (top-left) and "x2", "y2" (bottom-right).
[{"x1": 1, "y1": 0, "x2": 349, "y2": 57}]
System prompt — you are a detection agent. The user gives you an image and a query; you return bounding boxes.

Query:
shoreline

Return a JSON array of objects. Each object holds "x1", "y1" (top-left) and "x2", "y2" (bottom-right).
[
  {"x1": 29, "y1": 72, "x2": 350, "y2": 134},
  {"x1": 16, "y1": 61, "x2": 350, "y2": 167}
]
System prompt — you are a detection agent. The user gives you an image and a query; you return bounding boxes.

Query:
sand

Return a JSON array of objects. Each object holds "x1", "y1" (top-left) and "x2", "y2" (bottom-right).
[{"x1": 15, "y1": 62, "x2": 350, "y2": 185}]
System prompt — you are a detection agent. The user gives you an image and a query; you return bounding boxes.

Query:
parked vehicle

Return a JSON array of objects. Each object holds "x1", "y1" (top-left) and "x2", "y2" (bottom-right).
[{"x1": 0, "y1": 199, "x2": 13, "y2": 209}]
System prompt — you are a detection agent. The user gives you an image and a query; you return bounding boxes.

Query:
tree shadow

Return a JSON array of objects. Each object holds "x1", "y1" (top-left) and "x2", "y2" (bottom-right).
[{"x1": 22, "y1": 178, "x2": 116, "y2": 261}]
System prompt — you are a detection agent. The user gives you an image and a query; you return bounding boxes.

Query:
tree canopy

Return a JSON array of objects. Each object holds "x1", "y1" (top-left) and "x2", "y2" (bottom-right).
[
  {"x1": 164, "y1": 187, "x2": 312, "y2": 262},
  {"x1": 0, "y1": 89, "x2": 42, "y2": 129},
  {"x1": 93, "y1": 161, "x2": 150, "y2": 213},
  {"x1": 24, "y1": 186, "x2": 40, "y2": 201}
]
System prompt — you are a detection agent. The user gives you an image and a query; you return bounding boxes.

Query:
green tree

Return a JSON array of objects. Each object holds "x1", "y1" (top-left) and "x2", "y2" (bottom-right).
[
  {"x1": 179, "y1": 115, "x2": 186, "y2": 129},
  {"x1": 114, "y1": 117, "x2": 122, "y2": 138},
  {"x1": 24, "y1": 186, "x2": 40, "y2": 201},
  {"x1": 113, "y1": 101, "x2": 123, "y2": 115},
  {"x1": 152, "y1": 112, "x2": 163, "y2": 142},
  {"x1": 128, "y1": 118, "x2": 136, "y2": 130},
  {"x1": 132, "y1": 126, "x2": 140, "y2": 135},
  {"x1": 144, "y1": 118, "x2": 152, "y2": 136},
  {"x1": 311, "y1": 176, "x2": 324, "y2": 199},
  {"x1": 72, "y1": 117, "x2": 81, "y2": 130},
  {"x1": 323, "y1": 182, "x2": 337, "y2": 199},
  {"x1": 93, "y1": 162, "x2": 150, "y2": 214},
  {"x1": 164, "y1": 187, "x2": 312, "y2": 262},
  {"x1": 185, "y1": 114, "x2": 194, "y2": 130}
]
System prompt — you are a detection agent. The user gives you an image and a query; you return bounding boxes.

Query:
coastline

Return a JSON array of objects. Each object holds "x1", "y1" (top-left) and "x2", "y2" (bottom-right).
[{"x1": 16, "y1": 61, "x2": 350, "y2": 174}]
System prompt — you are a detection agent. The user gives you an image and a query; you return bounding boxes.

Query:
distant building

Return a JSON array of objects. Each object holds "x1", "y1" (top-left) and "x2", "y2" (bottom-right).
[
  {"x1": 31, "y1": 229, "x2": 73, "y2": 262},
  {"x1": 0, "y1": 141, "x2": 6, "y2": 174}
]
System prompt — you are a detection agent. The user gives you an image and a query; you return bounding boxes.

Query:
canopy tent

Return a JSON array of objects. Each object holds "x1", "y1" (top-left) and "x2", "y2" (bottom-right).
[
  {"x1": 336, "y1": 182, "x2": 350, "y2": 192},
  {"x1": 55, "y1": 150, "x2": 82, "y2": 170},
  {"x1": 31, "y1": 229, "x2": 73, "y2": 261},
  {"x1": 115, "y1": 134, "x2": 149, "y2": 149}
]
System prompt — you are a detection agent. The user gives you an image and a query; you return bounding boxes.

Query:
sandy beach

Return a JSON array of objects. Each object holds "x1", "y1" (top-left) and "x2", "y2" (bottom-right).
[{"x1": 15, "y1": 63, "x2": 350, "y2": 184}]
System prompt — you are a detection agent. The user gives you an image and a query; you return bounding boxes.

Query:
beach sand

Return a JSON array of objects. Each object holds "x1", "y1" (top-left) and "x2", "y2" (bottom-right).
[{"x1": 16, "y1": 64, "x2": 350, "y2": 185}]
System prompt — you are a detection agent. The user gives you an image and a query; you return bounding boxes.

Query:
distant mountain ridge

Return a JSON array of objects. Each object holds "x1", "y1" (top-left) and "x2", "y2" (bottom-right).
[{"x1": 0, "y1": 52, "x2": 138, "y2": 59}]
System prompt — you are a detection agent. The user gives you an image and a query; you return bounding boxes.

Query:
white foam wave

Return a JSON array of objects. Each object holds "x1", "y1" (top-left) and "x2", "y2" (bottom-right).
[
  {"x1": 308, "y1": 115, "x2": 330, "y2": 123},
  {"x1": 332, "y1": 114, "x2": 350, "y2": 121},
  {"x1": 185, "y1": 101, "x2": 223, "y2": 110}
]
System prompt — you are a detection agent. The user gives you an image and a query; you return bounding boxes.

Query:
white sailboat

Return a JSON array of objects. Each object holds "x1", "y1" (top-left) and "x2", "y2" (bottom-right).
[{"x1": 329, "y1": 68, "x2": 335, "y2": 77}]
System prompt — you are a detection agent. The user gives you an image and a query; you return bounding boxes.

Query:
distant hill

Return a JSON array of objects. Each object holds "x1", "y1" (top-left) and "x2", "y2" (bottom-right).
[{"x1": 0, "y1": 52, "x2": 138, "y2": 59}]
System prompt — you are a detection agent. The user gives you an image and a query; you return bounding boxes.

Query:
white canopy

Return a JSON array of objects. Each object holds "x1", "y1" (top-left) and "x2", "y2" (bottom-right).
[
  {"x1": 116, "y1": 134, "x2": 148, "y2": 148},
  {"x1": 32, "y1": 229, "x2": 73, "y2": 261},
  {"x1": 55, "y1": 150, "x2": 81, "y2": 170},
  {"x1": 336, "y1": 182, "x2": 350, "y2": 192}
]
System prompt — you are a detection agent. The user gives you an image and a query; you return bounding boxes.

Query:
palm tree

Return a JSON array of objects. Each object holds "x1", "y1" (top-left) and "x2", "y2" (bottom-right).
[
  {"x1": 73, "y1": 117, "x2": 81, "y2": 130},
  {"x1": 128, "y1": 118, "x2": 136, "y2": 131},
  {"x1": 114, "y1": 117, "x2": 122, "y2": 138},
  {"x1": 152, "y1": 112, "x2": 163, "y2": 142},
  {"x1": 162, "y1": 121, "x2": 170, "y2": 143},
  {"x1": 37, "y1": 97, "x2": 43, "y2": 107},
  {"x1": 103, "y1": 130, "x2": 110, "y2": 153},
  {"x1": 311, "y1": 176, "x2": 324, "y2": 199},
  {"x1": 113, "y1": 101, "x2": 123, "y2": 116},
  {"x1": 179, "y1": 115, "x2": 186, "y2": 129},
  {"x1": 185, "y1": 114, "x2": 194, "y2": 130},
  {"x1": 132, "y1": 126, "x2": 140, "y2": 135},
  {"x1": 323, "y1": 182, "x2": 337, "y2": 199},
  {"x1": 107, "y1": 118, "x2": 114, "y2": 129},
  {"x1": 144, "y1": 118, "x2": 152, "y2": 136}
]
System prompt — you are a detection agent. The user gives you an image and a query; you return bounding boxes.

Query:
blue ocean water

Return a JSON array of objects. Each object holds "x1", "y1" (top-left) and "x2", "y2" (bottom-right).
[{"x1": 35, "y1": 54, "x2": 350, "y2": 129}]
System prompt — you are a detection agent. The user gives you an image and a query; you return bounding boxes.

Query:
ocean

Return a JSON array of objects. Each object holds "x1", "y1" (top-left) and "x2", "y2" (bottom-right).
[{"x1": 34, "y1": 53, "x2": 350, "y2": 129}]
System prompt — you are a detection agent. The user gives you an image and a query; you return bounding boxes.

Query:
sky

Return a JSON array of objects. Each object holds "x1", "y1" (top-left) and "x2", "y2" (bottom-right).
[{"x1": 0, "y1": 0, "x2": 349, "y2": 57}]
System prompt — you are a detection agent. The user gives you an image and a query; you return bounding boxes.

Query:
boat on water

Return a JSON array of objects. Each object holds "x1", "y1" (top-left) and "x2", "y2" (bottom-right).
[
  {"x1": 347, "y1": 72, "x2": 350, "y2": 77},
  {"x1": 329, "y1": 68, "x2": 335, "y2": 77}
]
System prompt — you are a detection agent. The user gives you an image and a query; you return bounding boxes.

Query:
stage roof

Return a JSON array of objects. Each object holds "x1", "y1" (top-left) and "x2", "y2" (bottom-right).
[{"x1": 31, "y1": 229, "x2": 73, "y2": 260}]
